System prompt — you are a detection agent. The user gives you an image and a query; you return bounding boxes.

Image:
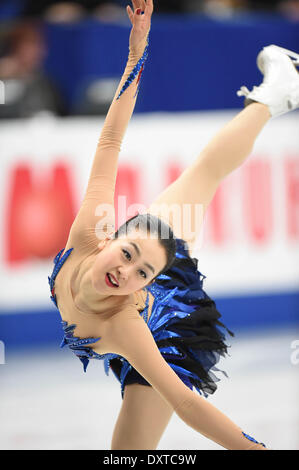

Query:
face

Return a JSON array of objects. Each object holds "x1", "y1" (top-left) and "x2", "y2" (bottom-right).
[{"x1": 91, "y1": 230, "x2": 167, "y2": 296}]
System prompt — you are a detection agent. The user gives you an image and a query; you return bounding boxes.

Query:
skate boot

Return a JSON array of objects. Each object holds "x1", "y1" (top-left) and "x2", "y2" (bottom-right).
[{"x1": 237, "y1": 45, "x2": 299, "y2": 117}]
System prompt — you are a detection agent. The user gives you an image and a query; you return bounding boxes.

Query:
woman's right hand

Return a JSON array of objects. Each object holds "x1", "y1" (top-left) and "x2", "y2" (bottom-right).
[{"x1": 126, "y1": 0, "x2": 154, "y2": 56}]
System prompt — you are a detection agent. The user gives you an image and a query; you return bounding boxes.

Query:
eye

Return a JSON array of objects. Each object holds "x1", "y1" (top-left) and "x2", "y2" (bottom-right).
[
  {"x1": 122, "y1": 249, "x2": 147, "y2": 279},
  {"x1": 122, "y1": 249, "x2": 131, "y2": 260},
  {"x1": 139, "y1": 270, "x2": 147, "y2": 279}
]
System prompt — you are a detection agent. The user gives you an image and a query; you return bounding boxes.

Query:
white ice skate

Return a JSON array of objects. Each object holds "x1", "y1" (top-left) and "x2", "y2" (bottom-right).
[{"x1": 237, "y1": 45, "x2": 299, "y2": 117}]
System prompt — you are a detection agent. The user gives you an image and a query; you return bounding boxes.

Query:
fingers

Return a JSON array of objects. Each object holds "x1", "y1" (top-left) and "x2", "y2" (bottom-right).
[
  {"x1": 131, "y1": 0, "x2": 139, "y2": 13},
  {"x1": 141, "y1": 0, "x2": 153, "y2": 17},
  {"x1": 141, "y1": 0, "x2": 147, "y2": 12},
  {"x1": 131, "y1": 0, "x2": 153, "y2": 16},
  {"x1": 127, "y1": 0, "x2": 153, "y2": 25},
  {"x1": 126, "y1": 5, "x2": 134, "y2": 23},
  {"x1": 132, "y1": 0, "x2": 146, "y2": 12},
  {"x1": 145, "y1": 0, "x2": 154, "y2": 16}
]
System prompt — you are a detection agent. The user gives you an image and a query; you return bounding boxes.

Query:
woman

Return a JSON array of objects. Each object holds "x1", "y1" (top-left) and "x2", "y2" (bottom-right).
[{"x1": 48, "y1": 0, "x2": 299, "y2": 450}]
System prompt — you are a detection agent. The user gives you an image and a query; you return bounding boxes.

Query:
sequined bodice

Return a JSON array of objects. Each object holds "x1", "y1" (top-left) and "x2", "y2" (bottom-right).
[{"x1": 48, "y1": 247, "x2": 151, "y2": 373}]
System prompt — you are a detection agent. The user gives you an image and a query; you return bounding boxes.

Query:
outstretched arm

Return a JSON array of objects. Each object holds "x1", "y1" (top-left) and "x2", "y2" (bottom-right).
[
  {"x1": 106, "y1": 307, "x2": 268, "y2": 450},
  {"x1": 67, "y1": 1, "x2": 154, "y2": 251}
]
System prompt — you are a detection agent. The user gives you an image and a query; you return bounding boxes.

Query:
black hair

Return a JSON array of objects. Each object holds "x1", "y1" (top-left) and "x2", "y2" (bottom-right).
[{"x1": 113, "y1": 213, "x2": 177, "y2": 280}]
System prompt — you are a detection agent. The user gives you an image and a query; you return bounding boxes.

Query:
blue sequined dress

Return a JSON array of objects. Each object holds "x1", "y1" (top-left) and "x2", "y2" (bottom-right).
[{"x1": 48, "y1": 237, "x2": 234, "y2": 400}]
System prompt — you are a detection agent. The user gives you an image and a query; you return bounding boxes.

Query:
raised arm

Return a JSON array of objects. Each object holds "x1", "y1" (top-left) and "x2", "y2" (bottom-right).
[
  {"x1": 107, "y1": 307, "x2": 268, "y2": 450},
  {"x1": 68, "y1": 1, "x2": 154, "y2": 252}
]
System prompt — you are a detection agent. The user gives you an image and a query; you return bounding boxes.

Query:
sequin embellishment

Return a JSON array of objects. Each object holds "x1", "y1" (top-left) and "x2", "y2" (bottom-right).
[
  {"x1": 60, "y1": 321, "x2": 102, "y2": 372},
  {"x1": 242, "y1": 432, "x2": 266, "y2": 448},
  {"x1": 48, "y1": 248, "x2": 73, "y2": 308},
  {"x1": 49, "y1": 236, "x2": 234, "y2": 402},
  {"x1": 60, "y1": 320, "x2": 119, "y2": 373},
  {"x1": 48, "y1": 246, "x2": 151, "y2": 377},
  {"x1": 116, "y1": 35, "x2": 149, "y2": 100}
]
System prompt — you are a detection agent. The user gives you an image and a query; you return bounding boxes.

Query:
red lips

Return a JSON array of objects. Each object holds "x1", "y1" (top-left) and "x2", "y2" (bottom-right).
[{"x1": 105, "y1": 273, "x2": 119, "y2": 288}]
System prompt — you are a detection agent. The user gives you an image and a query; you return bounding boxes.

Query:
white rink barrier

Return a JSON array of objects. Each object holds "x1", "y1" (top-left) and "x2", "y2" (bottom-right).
[{"x1": 0, "y1": 111, "x2": 298, "y2": 310}]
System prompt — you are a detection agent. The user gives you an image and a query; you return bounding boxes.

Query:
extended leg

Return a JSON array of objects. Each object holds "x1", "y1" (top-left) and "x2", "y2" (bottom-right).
[
  {"x1": 147, "y1": 103, "x2": 271, "y2": 252},
  {"x1": 111, "y1": 383, "x2": 174, "y2": 450}
]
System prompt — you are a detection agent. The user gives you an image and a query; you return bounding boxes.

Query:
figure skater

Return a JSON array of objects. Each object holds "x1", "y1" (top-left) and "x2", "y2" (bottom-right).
[{"x1": 48, "y1": 0, "x2": 299, "y2": 450}]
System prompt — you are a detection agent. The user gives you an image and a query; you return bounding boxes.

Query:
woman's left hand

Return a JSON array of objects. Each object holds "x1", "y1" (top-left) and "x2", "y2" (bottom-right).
[{"x1": 126, "y1": 0, "x2": 154, "y2": 55}]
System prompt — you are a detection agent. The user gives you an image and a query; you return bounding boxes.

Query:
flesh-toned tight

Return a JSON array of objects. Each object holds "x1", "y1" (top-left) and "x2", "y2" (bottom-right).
[
  {"x1": 111, "y1": 384, "x2": 174, "y2": 450},
  {"x1": 147, "y1": 103, "x2": 271, "y2": 254},
  {"x1": 110, "y1": 103, "x2": 271, "y2": 450}
]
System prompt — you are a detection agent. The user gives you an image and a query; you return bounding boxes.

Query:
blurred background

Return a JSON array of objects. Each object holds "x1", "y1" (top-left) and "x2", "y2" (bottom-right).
[{"x1": 0, "y1": 0, "x2": 298, "y2": 450}]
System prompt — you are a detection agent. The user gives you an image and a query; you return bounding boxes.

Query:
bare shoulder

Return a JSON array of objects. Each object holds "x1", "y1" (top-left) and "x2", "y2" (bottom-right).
[
  {"x1": 88, "y1": 304, "x2": 141, "y2": 356},
  {"x1": 108, "y1": 304, "x2": 143, "y2": 333},
  {"x1": 104, "y1": 305, "x2": 148, "y2": 355}
]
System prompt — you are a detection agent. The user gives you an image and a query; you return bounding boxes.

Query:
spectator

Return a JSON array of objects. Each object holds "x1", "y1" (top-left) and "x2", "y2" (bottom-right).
[
  {"x1": 184, "y1": 0, "x2": 286, "y2": 14},
  {"x1": 0, "y1": 0, "x2": 290, "y2": 23},
  {"x1": 185, "y1": 0, "x2": 251, "y2": 16},
  {"x1": 43, "y1": 2, "x2": 86, "y2": 23},
  {"x1": 278, "y1": 0, "x2": 299, "y2": 20},
  {"x1": 0, "y1": 19, "x2": 66, "y2": 118},
  {"x1": 248, "y1": 0, "x2": 281, "y2": 10},
  {"x1": 21, "y1": 0, "x2": 186, "y2": 19}
]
